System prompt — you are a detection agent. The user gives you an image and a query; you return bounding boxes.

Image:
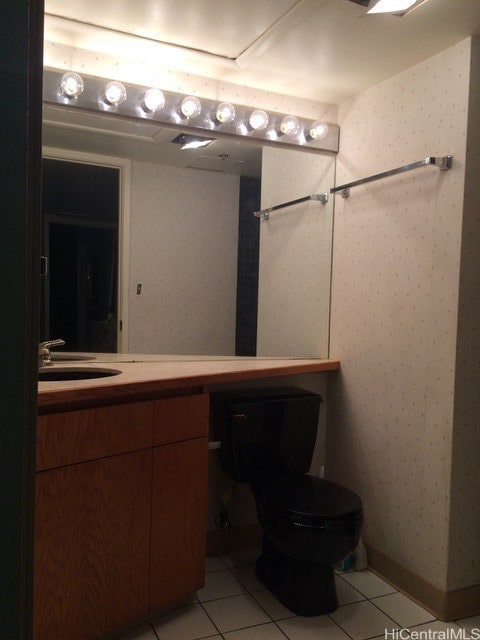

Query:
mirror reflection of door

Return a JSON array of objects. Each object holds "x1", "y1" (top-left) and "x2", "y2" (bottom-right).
[{"x1": 41, "y1": 159, "x2": 119, "y2": 352}]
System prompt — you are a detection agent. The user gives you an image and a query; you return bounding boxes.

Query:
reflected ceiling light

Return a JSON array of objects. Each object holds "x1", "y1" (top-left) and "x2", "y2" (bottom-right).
[
  {"x1": 306, "y1": 121, "x2": 328, "y2": 141},
  {"x1": 236, "y1": 120, "x2": 250, "y2": 136},
  {"x1": 366, "y1": 0, "x2": 428, "y2": 15},
  {"x1": 180, "y1": 95, "x2": 202, "y2": 119},
  {"x1": 214, "y1": 102, "x2": 236, "y2": 125},
  {"x1": 60, "y1": 71, "x2": 84, "y2": 99},
  {"x1": 103, "y1": 81, "x2": 127, "y2": 107},
  {"x1": 171, "y1": 133, "x2": 215, "y2": 150},
  {"x1": 280, "y1": 115, "x2": 300, "y2": 137},
  {"x1": 249, "y1": 110, "x2": 269, "y2": 131},
  {"x1": 142, "y1": 88, "x2": 165, "y2": 113}
]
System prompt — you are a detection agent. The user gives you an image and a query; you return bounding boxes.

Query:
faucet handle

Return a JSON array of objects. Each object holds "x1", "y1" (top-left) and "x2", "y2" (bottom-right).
[
  {"x1": 39, "y1": 339, "x2": 65, "y2": 366},
  {"x1": 40, "y1": 339, "x2": 66, "y2": 350}
]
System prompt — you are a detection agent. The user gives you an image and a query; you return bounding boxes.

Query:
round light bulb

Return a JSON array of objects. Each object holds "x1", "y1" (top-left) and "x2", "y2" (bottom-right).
[
  {"x1": 236, "y1": 120, "x2": 250, "y2": 136},
  {"x1": 60, "y1": 72, "x2": 84, "y2": 98},
  {"x1": 143, "y1": 88, "x2": 165, "y2": 113},
  {"x1": 280, "y1": 115, "x2": 300, "y2": 136},
  {"x1": 249, "y1": 110, "x2": 269, "y2": 131},
  {"x1": 215, "y1": 102, "x2": 235, "y2": 124},
  {"x1": 104, "y1": 81, "x2": 127, "y2": 107},
  {"x1": 308, "y1": 121, "x2": 328, "y2": 141},
  {"x1": 180, "y1": 96, "x2": 201, "y2": 118}
]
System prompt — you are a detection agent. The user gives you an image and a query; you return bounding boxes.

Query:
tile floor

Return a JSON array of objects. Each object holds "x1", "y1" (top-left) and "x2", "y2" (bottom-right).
[{"x1": 120, "y1": 550, "x2": 479, "y2": 640}]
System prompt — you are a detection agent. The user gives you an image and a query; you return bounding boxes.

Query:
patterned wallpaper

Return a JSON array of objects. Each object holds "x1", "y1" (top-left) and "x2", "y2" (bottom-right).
[
  {"x1": 128, "y1": 161, "x2": 239, "y2": 355},
  {"x1": 326, "y1": 38, "x2": 473, "y2": 592},
  {"x1": 257, "y1": 147, "x2": 335, "y2": 357}
]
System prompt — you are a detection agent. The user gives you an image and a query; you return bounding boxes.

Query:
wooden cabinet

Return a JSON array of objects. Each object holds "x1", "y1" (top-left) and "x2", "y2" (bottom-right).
[
  {"x1": 150, "y1": 394, "x2": 209, "y2": 611},
  {"x1": 34, "y1": 394, "x2": 209, "y2": 640},
  {"x1": 34, "y1": 451, "x2": 152, "y2": 640}
]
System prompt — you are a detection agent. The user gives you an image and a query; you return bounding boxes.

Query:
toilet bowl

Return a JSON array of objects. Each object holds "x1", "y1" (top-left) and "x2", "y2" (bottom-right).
[{"x1": 211, "y1": 388, "x2": 363, "y2": 616}]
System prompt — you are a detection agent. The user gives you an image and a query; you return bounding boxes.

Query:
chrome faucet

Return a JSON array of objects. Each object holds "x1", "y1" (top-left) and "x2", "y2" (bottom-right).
[{"x1": 39, "y1": 339, "x2": 65, "y2": 367}]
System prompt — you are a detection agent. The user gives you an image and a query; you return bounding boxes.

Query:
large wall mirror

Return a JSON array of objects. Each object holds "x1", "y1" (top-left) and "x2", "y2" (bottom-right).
[{"x1": 41, "y1": 104, "x2": 335, "y2": 359}]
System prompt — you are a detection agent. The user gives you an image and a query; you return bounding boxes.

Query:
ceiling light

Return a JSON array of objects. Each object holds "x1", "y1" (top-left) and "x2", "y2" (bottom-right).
[
  {"x1": 280, "y1": 115, "x2": 300, "y2": 137},
  {"x1": 103, "y1": 81, "x2": 127, "y2": 107},
  {"x1": 307, "y1": 121, "x2": 328, "y2": 141},
  {"x1": 142, "y1": 88, "x2": 165, "y2": 113},
  {"x1": 60, "y1": 72, "x2": 84, "y2": 99},
  {"x1": 214, "y1": 102, "x2": 236, "y2": 125},
  {"x1": 249, "y1": 110, "x2": 269, "y2": 131},
  {"x1": 180, "y1": 96, "x2": 202, "y2": 119},
  {"x1": 367, "y1": 0, "x2": 425, "y2": 14}
]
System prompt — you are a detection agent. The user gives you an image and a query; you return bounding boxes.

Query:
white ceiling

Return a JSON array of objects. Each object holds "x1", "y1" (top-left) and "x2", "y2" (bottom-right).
[{"x1": 44, "y1": 0, "x2": 480, "y2": 103}]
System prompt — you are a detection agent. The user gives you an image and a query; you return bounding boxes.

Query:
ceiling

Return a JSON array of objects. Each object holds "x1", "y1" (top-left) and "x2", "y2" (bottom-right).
[
  {"x1": 43, "y1": 105, "x2": 263, "y2": 177},
  {"x1": 44, "y1": 0, "x2": 480, "y2": 103}
]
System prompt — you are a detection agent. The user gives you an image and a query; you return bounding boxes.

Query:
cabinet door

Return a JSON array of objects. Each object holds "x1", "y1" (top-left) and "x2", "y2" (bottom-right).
[
  {"x1": 34, "y1": 450, "x2": 152, "y2": 640},
  {"x1": 150, "y1": 438, "x2": 208, "y2": 611}
]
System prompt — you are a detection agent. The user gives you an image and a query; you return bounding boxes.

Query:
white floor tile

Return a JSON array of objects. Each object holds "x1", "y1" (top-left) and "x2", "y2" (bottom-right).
[
  {"x1": 205, "y1": 556, "x2": 227, "y2": 573},
  {"x1": 151, "y1": 604, "x2": 218, "y2": 640},
  {"x1": 223, "y1": 622, "x2": 288, "y2": 640},
  {"x1": 330, "y1": 600, "x2": 399, "y2": 640},
  {"x1": 116, "y1": 624, "x2": 157, "y2": 640},
  {"x1": 340, "y1": 570, "x2": 397, "y2": 599},
  {"x1": 220, "y1": 548, "x2": 260, "y2": 568},
  {"x1": 202, "y1": 594, "x2": 271, "y2": 633},
  {"x1": 251, "y1": 590, "x2": 296, "y2": 621},
  {"x1": 372, "y1": 592, "x2": 435, "y2": 627},
  {"x1": 232, "y1": 564, "x2": 265, "y2": 592},
  {"x1": 277, "y1": 614, "x2": 351, "y2": 640},
  {"x1": 335, "y1": 575, "x2": 366, "y2": 606},
  {"x1": 457, "y1": 615, "x2": 480, "y2": 632},
  {"x1": 196, "y1": 569, "x2": 246, "y2": 602}
]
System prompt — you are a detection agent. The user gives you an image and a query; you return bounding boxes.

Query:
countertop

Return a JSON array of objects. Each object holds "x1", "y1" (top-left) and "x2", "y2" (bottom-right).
[{"x1": 38, "y1": 353, "x2": 340, "y2": 412}]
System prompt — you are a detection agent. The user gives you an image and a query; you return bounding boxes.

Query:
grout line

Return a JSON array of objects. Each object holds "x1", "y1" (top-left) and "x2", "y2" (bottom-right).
[
  {"x1": 271, "y1": 620, "x2": 293, "y2": 640},
  {"x1": 197, "y1": 599, "x2": 225, "y2": 637},
  {"x1": 149, "y1": 621, "x2": 160, "y2": 640},
  {"x1": 327, "y1": 612, "x2": 356, "y2": 640}
]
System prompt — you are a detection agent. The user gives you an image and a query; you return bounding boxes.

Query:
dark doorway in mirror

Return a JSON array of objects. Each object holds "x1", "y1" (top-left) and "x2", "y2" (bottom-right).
[
  {"x1": 41, "y1": 159, "x2": 119, "y2": 353},
  {"x1": 235, "y1": 176, "x2": 261, "y2": 356}
]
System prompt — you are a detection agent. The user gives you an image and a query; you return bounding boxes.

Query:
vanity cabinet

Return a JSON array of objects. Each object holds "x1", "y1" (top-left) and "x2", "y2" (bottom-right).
[
  {"x1": 34, "y1": 393, "x2": 208, "y2": 640},
  {"x1": 150, "y1": 395, "x2": 208, "y2": 610}
]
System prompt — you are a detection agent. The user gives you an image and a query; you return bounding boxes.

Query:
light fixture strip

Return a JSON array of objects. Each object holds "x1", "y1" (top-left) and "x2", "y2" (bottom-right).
[{"x1": 43, "y1": 69, "x2": 339, "y2": 154}]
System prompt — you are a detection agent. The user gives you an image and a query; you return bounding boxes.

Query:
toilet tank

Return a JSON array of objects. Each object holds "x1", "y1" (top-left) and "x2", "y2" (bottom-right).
[{"x1": 211, "y1": 388, "x2": 322, "y2": 482}]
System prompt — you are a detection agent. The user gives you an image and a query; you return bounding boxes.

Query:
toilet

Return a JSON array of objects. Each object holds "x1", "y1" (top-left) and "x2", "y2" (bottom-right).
[{"x1": 211, "y1": 387, "x2": 363, "y2": 616}]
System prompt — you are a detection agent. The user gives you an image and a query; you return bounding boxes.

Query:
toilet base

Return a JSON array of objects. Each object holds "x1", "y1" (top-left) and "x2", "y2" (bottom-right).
[{"x1": 255, "y1": 536, "x2": 339, "y2": 616}]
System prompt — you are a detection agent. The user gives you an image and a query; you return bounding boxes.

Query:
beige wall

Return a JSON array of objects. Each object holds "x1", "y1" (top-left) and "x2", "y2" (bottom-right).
[
  {"x1": 128, "y1": 161, "x2": 239, "y2": 355},
  {"x1": 257, "y1": 147, "x2": 335, "y2": 358},
  {"x1": 327, "y1": 38, "x2": 476, "y2": 592}
]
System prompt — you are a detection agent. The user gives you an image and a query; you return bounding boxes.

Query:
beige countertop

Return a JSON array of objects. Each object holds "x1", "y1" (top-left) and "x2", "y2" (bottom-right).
[{"x1": 38, "y1": 354, "x2": 340, "y2": 412}]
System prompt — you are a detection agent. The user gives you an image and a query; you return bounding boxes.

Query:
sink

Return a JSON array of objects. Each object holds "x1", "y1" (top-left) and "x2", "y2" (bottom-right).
[
  {"x1": 38, "y1": 367, "x2": 122, "y2": 381},
  {"x1": 51, "y1": 353, "x2": 96, "y2": 362}
]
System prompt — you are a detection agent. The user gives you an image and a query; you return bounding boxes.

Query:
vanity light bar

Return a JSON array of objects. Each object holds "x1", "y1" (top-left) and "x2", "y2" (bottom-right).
[{"x1": 43, "y1": 69, "x2": 340, "y2": 154}]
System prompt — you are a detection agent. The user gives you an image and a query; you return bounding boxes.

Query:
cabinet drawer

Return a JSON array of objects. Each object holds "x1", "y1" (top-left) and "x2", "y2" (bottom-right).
[
  {"x1": 37, "y1": 402, "x2": 154, "y2": 471},
  {"x1": 153, "y1": 394, "x2": 208, "y2": 446}
]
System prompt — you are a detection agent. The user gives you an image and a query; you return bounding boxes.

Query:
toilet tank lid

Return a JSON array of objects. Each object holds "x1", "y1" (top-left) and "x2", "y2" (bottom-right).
[{"x1": 255, "y1": 474, "x2": 363, "y2": 522}]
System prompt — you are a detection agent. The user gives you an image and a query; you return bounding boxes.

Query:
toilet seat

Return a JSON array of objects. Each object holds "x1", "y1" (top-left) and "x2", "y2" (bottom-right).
[{"x1": 254, "y1": 474, "x2": 363, "y2": 528}]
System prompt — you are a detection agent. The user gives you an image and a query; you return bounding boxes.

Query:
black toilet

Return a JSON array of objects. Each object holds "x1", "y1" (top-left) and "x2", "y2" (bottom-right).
[{"x1": 211, "y1": 387, "x2": 363, "y2": 616}]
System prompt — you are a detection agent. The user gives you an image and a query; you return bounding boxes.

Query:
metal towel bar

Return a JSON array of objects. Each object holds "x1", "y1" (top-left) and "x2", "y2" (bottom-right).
[
  {"x1": 254, "y1": 193, "x2": 329, "y2": 220},
  {"x1": 331, "y1": 155, "x2": 453, "y2": 198}
]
